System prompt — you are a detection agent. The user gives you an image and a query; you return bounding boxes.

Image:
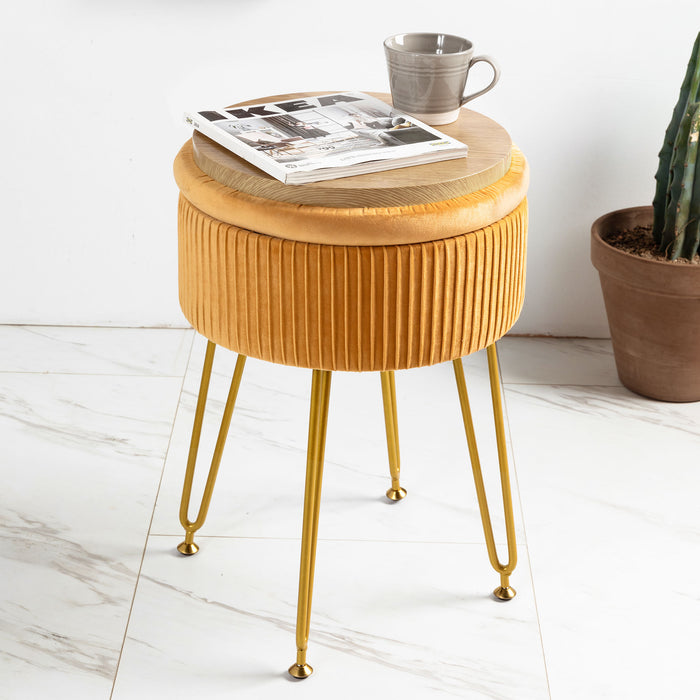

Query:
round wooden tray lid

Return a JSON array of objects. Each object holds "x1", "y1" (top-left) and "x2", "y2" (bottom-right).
[{"x1": 191, "y1": 91, "x2": 512, "y2": 208}]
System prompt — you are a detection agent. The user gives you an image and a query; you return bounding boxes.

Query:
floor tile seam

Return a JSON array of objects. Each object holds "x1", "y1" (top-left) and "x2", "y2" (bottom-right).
[
  {"x1": 503, "y1": 334, "x2": 611, "y2": 340},
  {"x1": 520, "y1": 548, "x2": 553, "y2": 700},
  {"x1": 502, "y1": 381, "x2": 622, "y2": 388},
  {"x1": 147, "y1": 532, "x2": 530, "y2": 547},
  {"x1": 109, "y1": 331, "x2": 196, "y2": 700},
  {"x1": 0, "y1": 370, "x2": 191, "y2": 378},
  {"x1": 500, "y1": 364, "x2": 553, "y2": 700},
  {"x1": 0, "y1": 323, "x2": 194, "y2": 330}
]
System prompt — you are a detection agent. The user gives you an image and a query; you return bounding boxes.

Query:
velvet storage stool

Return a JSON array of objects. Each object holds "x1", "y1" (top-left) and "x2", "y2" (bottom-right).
[{"x1": 172, "y1": 93, "x2": 529, "y2": 679}]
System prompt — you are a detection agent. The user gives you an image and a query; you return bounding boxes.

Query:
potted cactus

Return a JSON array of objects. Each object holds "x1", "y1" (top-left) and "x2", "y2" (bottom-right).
[{"x1": 591, "y1": 32, "x2": 700, "y2": 402}]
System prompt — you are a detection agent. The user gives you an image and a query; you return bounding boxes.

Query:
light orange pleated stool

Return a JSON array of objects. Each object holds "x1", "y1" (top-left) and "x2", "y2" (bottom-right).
[{"x1": 173, "y1": 93, "x2": 529, "y2": 679}]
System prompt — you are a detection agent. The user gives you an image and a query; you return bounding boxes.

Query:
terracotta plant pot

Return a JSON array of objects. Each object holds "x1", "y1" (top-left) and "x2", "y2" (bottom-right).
[{"x1": 591, "y1": 205, "x2": 700, "y2": 402}]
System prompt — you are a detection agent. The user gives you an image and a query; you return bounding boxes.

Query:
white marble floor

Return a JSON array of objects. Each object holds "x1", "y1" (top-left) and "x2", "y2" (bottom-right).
[{"x1": 1, "y1": 327, "x2": 698, "y2": 699}]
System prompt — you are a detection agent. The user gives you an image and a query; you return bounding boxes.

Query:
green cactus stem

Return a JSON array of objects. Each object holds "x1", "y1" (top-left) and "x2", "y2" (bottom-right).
[
  {"x1": 660, "y1": 104, "x2": 696, "y2": 255},
  {"x1": 670, "y1": 103, "x2": 700, "y2": 260},
  {"x1": 652, "y1": 32, "x2": 700, "y2": 245},
  {"x1": 681, "y1": 142, "x2": 700, "y2": 259}
]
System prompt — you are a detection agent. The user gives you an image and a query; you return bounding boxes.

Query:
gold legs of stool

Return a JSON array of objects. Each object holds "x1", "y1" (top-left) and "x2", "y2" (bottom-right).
[
  {"x1": 380, "y1": 371, "x2": 407, "y2": 501},
  {"x1": 288, "y1": 370, "x2": 332, "y2": 680},
  {"x1": 453, "y1": 344, "x2": 518, "y2": 600},
  {"x1": 177, "y1": 341, "x2": 247, "y2": 555},
  {"x1": 176, "y1": 340, "x2": 515, "y2": 679}
]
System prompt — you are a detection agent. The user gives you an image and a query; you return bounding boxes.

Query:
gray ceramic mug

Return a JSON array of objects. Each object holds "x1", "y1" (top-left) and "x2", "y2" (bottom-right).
[{"x1": 384, "y1": 33, "x2": 500, "y2": 125}]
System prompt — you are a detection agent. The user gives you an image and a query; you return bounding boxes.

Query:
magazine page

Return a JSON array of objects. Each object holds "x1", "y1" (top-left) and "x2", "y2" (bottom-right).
[{"x1": 190, "y1": 92, "x2": 467, "y2": 177}]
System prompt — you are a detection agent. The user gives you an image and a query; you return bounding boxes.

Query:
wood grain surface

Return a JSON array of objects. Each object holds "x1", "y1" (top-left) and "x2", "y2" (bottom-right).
[{"x1": 191, "y1": 91, "x2": 512, "y2": 208}]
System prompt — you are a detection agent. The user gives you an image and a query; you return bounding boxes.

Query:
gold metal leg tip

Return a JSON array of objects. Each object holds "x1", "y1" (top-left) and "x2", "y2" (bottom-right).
[
  {"x1": 386, "y1": 486, "x2": 407, "y2": 502},
  {"x1": 177, "y1": 541, "x2": 199, "y2": 556},
  {"x1": 493, "y1": 585, "x2": 516, "y2": 601},
  {"x1": 288, "y1": 663, "x2": 313, "y2": 679}
]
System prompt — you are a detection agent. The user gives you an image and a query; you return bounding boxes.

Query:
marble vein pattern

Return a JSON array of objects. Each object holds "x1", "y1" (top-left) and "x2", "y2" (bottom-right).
[
  {"x1": 0, "y1": 325, "x2": 193, "y2": 376},
  {"x1": 0, "y1": 327, "x2": 190, "y2": 699},
  {"x1": 504, "y1": 382, "x2": 700, "y2": 700},
  {"x1": 6, "y1": 328, "x2": 700, "y2": 699},
  {"x1": 112, "y1": 538, "x2": 549, "y2": 700}
]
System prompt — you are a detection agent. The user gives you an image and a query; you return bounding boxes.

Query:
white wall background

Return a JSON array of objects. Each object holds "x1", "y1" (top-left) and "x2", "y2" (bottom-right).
[{"x1": 1, "y1": 1, "x2": 698, "y2": 335}]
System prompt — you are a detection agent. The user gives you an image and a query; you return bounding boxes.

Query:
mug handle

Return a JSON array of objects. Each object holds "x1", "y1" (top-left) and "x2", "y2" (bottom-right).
[{"x1": 460, "y1": 55, "x2": 501, "y2": 105}]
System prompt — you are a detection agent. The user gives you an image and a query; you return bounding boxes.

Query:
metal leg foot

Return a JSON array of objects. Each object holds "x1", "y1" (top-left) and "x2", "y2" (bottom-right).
[
  {"x1": 176, "y1": 542, "x2": 199, "y2": 556},
  {"x1": 177, "y1": 341, "x2": 246, "y2": 555},
  {"x1": 288, "y1": 662, "x2": 314, "y2": 679},
  {"x1": 380, "y1": 371, "x2": 406, "y2": 502},
  {"x1": 385, "y1": 486, "x2": 407, "y2": 501},
  {"x1": 288, "y1": 370, "x2": 332, "y2": 679},
  {"x1": 494, "y1": 572, "x2": 516, "y2": 600},
  {"x1": 177, "y1": 531, "x2": 199, "y2": 556},
  {"x1": 493, "y1": 585, "x2": 517, "y2": 601},
  {"x1": 453, "y1": 344, "x2": 517, "y2": 599}
]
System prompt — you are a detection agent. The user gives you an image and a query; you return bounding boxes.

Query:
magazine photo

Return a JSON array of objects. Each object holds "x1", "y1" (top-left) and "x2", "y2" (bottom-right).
[{"x1": 185, "y1": 92, "x2": 468, "y2": 184}]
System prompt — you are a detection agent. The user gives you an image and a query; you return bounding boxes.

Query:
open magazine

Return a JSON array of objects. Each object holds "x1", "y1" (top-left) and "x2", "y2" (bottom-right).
[{"x1": 184, "y1": 92, "x2": 467, "y2": 185}]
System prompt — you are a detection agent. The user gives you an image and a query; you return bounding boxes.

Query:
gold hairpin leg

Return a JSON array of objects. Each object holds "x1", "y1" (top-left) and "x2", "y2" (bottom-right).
[
  {"x1": 380, "y1": 371, "x2": 406, "y2": 501},
  {"x1": 288, "y1": 370, "x2": 332, "y2": 680},
  {"x1": 177, "y1": 341, "x2": 247, "y2": 556},
  {"x1": 453, "y1": 344, "x2": 517, "y2": 600}
]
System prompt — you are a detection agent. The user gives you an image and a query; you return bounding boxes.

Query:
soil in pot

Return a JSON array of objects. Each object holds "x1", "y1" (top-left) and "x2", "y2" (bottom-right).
[{"x1": 601, "y1": 225, "x2": 700, "y2": 265}]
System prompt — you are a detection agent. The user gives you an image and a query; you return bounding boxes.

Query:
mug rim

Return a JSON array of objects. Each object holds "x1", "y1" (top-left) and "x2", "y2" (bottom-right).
[{"x1": 383, "y1": 32, "x2": 473, "y2": 55}]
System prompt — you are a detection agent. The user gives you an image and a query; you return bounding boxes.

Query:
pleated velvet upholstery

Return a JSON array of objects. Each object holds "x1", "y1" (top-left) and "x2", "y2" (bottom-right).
[{"x1": 177, "y1": 194, "x2": 528, "y2": 372}]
